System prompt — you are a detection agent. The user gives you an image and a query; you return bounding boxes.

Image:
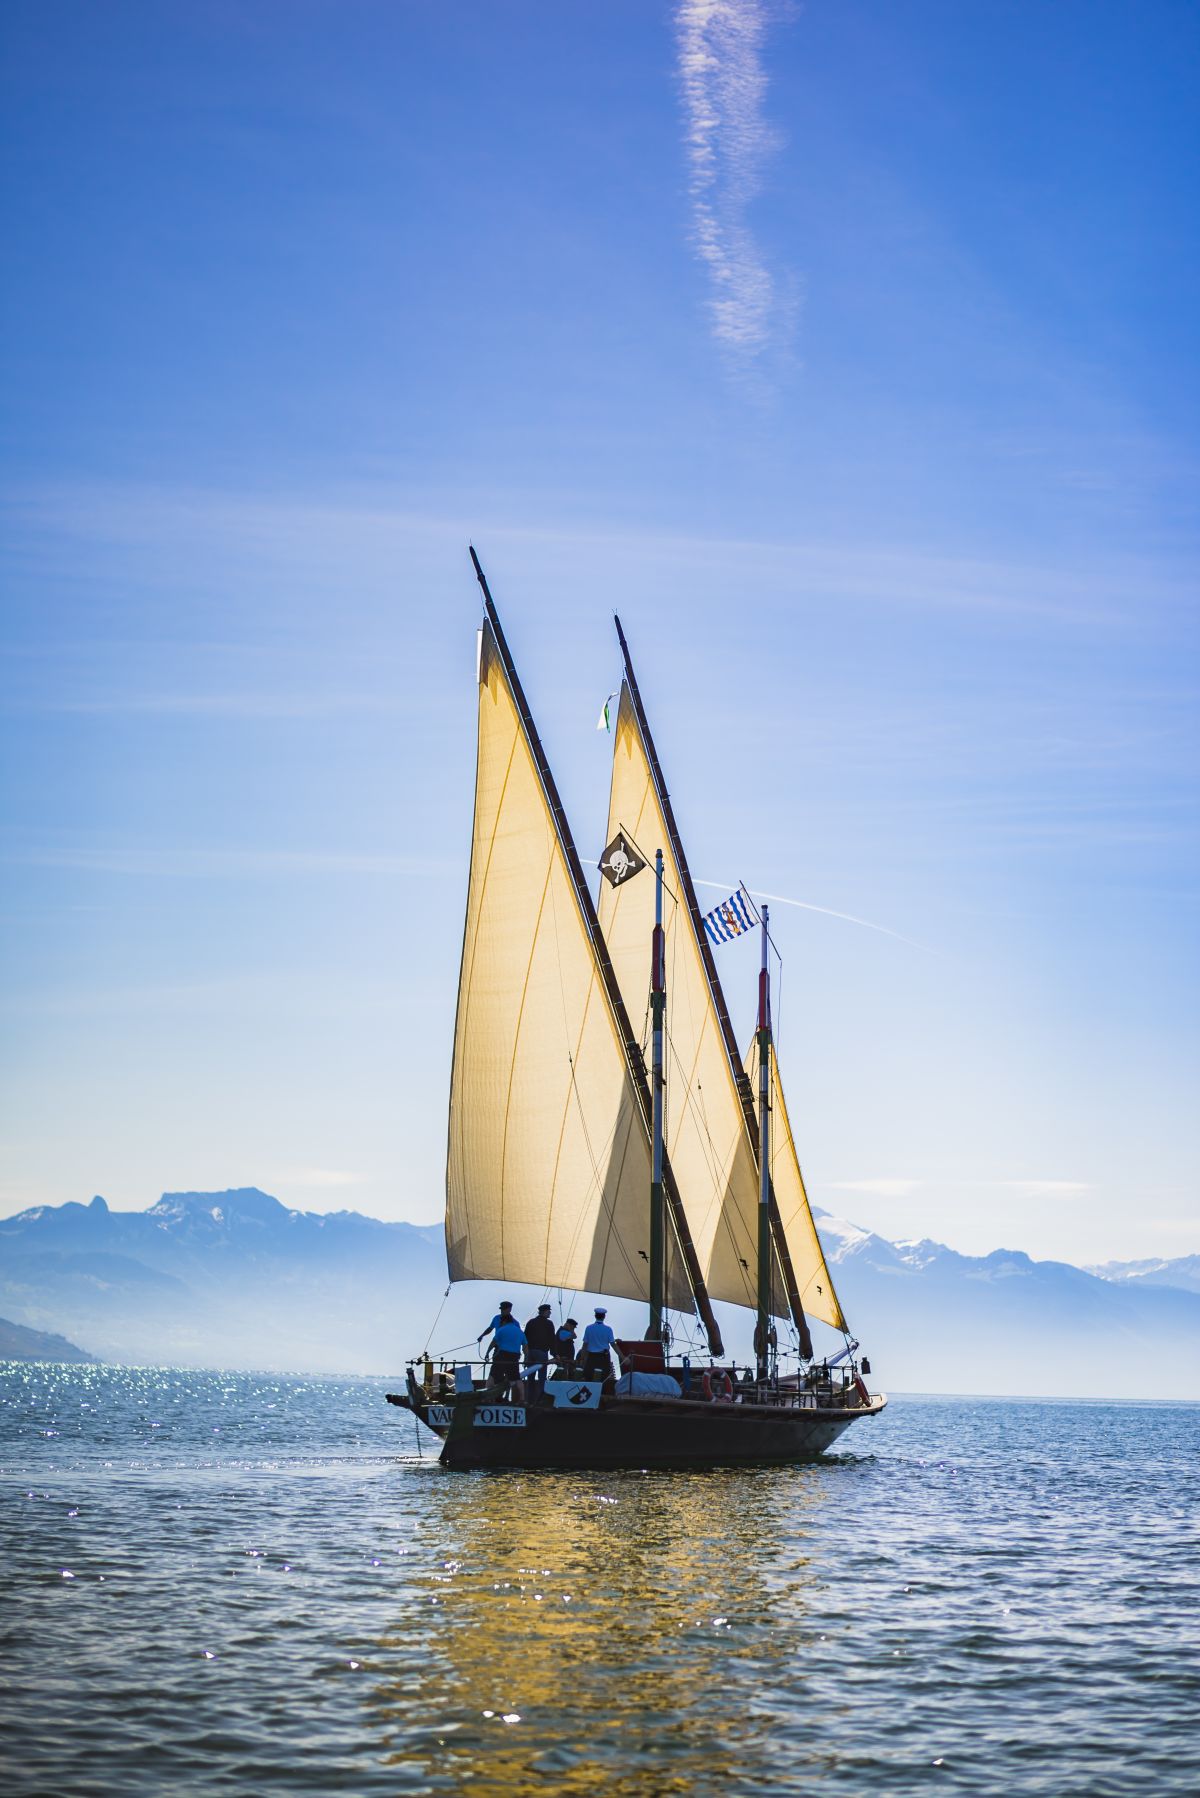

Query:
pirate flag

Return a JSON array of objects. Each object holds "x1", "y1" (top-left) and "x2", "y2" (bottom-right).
[{"x1": 598, "y1": 832, "x2": 646, "y2": 887}]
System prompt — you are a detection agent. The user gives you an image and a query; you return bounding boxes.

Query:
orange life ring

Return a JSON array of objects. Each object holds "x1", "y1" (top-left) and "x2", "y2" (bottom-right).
[{"x1": 703, "y1": 1369, "x2": 734, "y2": 1403}]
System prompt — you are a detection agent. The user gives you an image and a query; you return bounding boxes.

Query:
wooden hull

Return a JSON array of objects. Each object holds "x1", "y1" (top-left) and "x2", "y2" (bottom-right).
[{"x1": 390, "y1": 1391, "x2": 886, "y2": 1470}]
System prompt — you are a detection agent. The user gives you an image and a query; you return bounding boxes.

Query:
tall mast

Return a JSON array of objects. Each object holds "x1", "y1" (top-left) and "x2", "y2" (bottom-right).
[
  {"x1": 755, "y1": 906, "x2": 773, "y2": 1382},
  {"x1": 470, "y1": 549, "x2": 724, "y2": 1356},
  {"x1": 648, "y1": 849, "x2": 666, "y2": 1343},
  {"x1": 613, "y1": 613, "x2": 813, "y2": 1358}
]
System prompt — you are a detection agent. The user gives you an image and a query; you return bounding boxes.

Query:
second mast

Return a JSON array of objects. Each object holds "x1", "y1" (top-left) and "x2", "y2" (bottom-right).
[
  {"x1": 756, "y1": 904, "x2": 774, "y2": 1381},
  {"x1": 649, "y1": 848, "x2": 666, "y2": 1343}
]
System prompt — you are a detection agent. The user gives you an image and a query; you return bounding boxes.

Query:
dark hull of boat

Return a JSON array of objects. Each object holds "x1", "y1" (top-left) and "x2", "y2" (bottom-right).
[{"x1": 390, "y1": 1392, "x2": 885, "y2": 1470}]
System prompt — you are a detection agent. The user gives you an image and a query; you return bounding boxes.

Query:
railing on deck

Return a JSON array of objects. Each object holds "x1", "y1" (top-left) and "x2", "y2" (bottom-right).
[{"x1": 406, "y1": 1355, "x2": 873, "y2": 1411}]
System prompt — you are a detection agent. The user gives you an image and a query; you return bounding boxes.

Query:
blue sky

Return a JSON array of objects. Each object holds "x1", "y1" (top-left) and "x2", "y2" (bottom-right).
[{"x1": 1, "y1": 1, "x2": 1196, "y2": 1265}]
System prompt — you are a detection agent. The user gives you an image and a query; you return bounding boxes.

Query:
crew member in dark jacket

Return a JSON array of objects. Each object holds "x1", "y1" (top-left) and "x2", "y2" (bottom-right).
[
  {"x1": 523, "y1": 1303, "x2": 556, "y2": 1398},
  {"x1": 553, "y1": 1318, "x2": 578, "y2": 1377}
]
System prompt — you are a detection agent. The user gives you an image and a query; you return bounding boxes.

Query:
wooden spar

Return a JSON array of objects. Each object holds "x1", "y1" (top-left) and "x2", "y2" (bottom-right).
[
  {"x1": 755, "y1": 905, "x2": 773, "y2": 1380},
  {"x1": 648, "y1": 849, "x2": 666, "y2": 1344},
  {"x1": 469, "y1": 548, "x2": 724, "y2": 1357},
  {"x1": 613, "y1": 614, "x2": 815, "y2": 1358}
]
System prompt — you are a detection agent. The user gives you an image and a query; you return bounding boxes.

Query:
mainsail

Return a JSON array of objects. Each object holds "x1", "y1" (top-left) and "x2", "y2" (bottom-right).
[
  {"x1": 446, "y1": 577, "x2": 719, "y2": 1340},
  {"x1": 746, "y1": 1037, "x2": 847, "y2": 1332}
]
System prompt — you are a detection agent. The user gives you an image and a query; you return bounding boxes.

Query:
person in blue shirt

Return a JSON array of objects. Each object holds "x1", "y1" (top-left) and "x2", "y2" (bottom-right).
[
  {"x1": 478, "y1": 1300, "x2": 526, "y2": 1398},
  {"x1": 581, "y1": 1308, "x2": 620, "y2": 1387},
  {"x1": 478, "y1": 1299, "x2": 515, "y2": 1347}
]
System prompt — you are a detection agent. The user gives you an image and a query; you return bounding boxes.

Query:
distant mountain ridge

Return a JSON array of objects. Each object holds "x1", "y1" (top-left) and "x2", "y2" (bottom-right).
[
  {"x1": 1084, "y1": 1254, "x2": 1200, "y2": 1296},
  {"x1": 0, "y1": 1314, "x2": 95, "y2": 1363},
  {"x1": 816, "y1": 1205, "x2": 1200, "y2": 1297},
  {"x1": 0, "y1": 1188, "x2": 1196, "y2": 1397},
  {"x1": 806, "y1": 1207, "x2": 1199, "y2": 1399},
  {"x1": 0, "y1": 1189, "x2": 445, "y2": 1373}
]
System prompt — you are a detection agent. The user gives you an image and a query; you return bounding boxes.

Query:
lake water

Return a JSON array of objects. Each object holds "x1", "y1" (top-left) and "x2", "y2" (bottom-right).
[{"x1": 1, "y1": 1364, "x2": 1196, "y2": 1796}]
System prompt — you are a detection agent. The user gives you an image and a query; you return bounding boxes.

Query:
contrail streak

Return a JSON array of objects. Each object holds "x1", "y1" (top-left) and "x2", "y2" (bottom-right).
[
  {"x1": 693, "y1": 878, "x2": 930, "y2": 951},
  {"x1": 591, "y1": 852, "x2": 929, "y2": 951}
]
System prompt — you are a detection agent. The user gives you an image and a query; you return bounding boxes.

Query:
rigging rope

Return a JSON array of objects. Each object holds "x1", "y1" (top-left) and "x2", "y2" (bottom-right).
[{"x1": 421, "y1": 1286, "x2": 452, "y2": 1356}]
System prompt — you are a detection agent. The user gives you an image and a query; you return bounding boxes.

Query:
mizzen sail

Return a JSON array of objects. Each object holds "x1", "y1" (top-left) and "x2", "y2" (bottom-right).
[{"x1": 745, "y1": 1036, "x2": 847, "y2": 1332}]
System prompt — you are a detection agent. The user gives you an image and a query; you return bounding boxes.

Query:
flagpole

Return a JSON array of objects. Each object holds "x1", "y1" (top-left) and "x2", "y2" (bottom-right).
[
  {"x1": 648, "y1": 848, "x2": 666, "y2": 1345},
  {"x1": 756, "y1": 903, "x2": 773, "y2": 1384}
]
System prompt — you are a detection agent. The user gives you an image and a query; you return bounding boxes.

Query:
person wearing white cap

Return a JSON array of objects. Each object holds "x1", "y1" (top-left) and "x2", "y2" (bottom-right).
[{"x1": 581, "y1": 1307, "x2": 618, "y2": 1385}]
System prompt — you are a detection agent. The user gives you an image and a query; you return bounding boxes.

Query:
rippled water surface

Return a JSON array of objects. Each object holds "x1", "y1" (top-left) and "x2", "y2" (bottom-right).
[{"x1": 2, "y1": 1365, "x2": 1196, "y2": 1796}]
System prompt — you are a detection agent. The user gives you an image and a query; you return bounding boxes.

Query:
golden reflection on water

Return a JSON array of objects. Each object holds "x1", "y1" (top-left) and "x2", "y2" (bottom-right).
[{"x1": 369, "y1": 1467, "x2": 828, "y2": 1795}]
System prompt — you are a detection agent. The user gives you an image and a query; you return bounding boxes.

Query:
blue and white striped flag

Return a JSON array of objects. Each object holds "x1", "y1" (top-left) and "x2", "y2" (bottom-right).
[{"x1": 702, "y1": 889, "x2": 756, "y2": 945}]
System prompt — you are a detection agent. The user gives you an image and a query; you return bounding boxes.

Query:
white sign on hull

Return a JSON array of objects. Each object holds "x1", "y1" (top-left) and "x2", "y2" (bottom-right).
[
  {"x1": 545, "y1": 1381, "x2": 602, "y2": 1410},
  {"x1": 474, "y1": 1405, "x2": 526, "y2": 1428}
]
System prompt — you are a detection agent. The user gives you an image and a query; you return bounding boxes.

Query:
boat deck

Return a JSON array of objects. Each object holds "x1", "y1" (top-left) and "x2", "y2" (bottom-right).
[{"x1": 386, "y1": 1366, "x2": 886, "y2": 1469}]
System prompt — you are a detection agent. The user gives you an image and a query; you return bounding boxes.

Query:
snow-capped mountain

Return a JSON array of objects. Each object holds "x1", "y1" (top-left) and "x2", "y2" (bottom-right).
[
  {"x1": 807, "y1": 1207, "x2": 1198, "y2": 1398},
  {"x1": 1084, "y1": 1255, "x2": 1200, "y2": 1296}
]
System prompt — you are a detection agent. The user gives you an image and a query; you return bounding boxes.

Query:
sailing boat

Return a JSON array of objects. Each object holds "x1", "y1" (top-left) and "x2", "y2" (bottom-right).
[{"x1": 386, "y1": 552, "x2": 885, "y2": 1468}]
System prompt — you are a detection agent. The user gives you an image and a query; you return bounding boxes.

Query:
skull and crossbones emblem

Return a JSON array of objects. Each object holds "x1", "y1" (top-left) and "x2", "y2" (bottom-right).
[{"x1": 599, "y1": 832, "x2": 646, "y2": 888}]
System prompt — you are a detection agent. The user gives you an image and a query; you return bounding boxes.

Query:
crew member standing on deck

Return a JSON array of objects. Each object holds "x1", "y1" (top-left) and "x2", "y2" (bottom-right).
[
  {"x1": 477, "y1": 1300, "x2": 525, "y2": 1399},
  {"x1": 581, "y1": 1307, "x2": 619, "y2": 1389},
  {"x1": 553, "y1": 1318, "x2": 579, "y2": 1376},
  {"x1": 523, "y1": 1303, "x2": 556, "y2": 1398},
  {"x1": 477, "y1": 1298, "x2": 516, "y2": 1352}
]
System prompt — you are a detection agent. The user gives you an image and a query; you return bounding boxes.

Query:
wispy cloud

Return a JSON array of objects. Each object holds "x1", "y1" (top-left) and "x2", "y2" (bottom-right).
[
  {"x1": 998, "y1": 1180, "x2": 1092, "y2": 1202},
  {"x1": 5, "y1": 846, "x2": 454, "y2": 879},
  {"x1": 51, "y1": 693, "x2": 390, "y2": 719},
  {"x1": 7, "y1": 479, "x2": 1190, "y2": 630},
  {"x1": 829, "y1": 1179, "x2": 923, "y2": 1199},
  {"x1": 676, "y1": 0, "x2": 783, "y2": 354},
  {"x1": 827, "y1": 1177, "x2": 1095, "y2": 1206},
  {"x1": 10, "y1": 969, "x2": 404, "y2": 1021},
  {"x1": 273, "y1": 1167, "x2": 362, "y2": 1190}
]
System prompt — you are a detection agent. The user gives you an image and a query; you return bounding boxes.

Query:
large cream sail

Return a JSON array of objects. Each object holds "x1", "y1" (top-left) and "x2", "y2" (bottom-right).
[
  {"x1": 445, "y1": 624, "x2": 692, "y2": 1308},
  {"x1": 598, "y1": 684, "x2": 773, "y2": 1313},
  {"x1": 745, "y1": 1036, "x2": 847, "y2": 1331}
]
